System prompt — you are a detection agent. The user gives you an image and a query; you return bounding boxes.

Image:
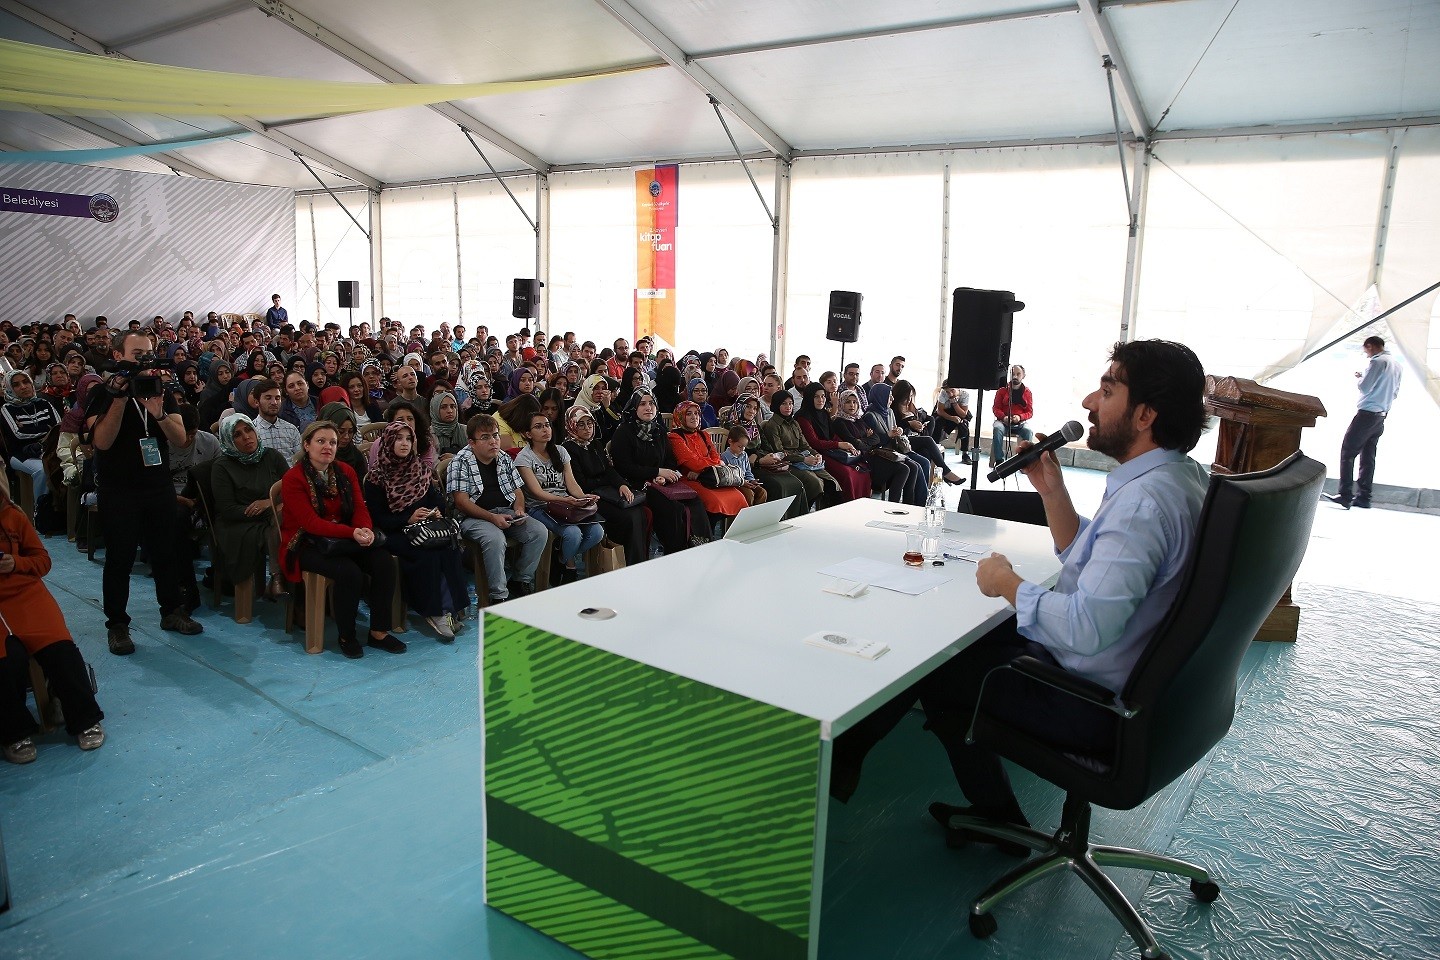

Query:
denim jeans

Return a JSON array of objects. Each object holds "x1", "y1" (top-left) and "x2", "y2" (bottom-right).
[
  {"x1": 528, "y1": 504, "x2": 605, "y2": 564},
  {"x1": 459, "y1": 512, "x2": 547, "y2": 600}
]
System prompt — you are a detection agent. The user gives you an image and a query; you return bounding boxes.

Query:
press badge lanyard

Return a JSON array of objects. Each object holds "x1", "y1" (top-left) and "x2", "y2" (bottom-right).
[{"x1": 135, "y1": 399, "x2": 162, "y2": 467}]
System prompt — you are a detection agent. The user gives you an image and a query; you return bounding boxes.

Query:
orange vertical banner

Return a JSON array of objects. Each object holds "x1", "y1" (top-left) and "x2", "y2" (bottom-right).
[{"x1": 635, "y1": 164, "x2": 677, "y2": 345}]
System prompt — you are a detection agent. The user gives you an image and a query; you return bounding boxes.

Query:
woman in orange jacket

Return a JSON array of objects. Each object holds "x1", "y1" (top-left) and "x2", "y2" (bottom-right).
[
  {"x1": 667, "y1": 401, "x2": 747, "y2": 527},
  {"x1": 0, "y1": 473, "x2": 104, "y2": 763}
]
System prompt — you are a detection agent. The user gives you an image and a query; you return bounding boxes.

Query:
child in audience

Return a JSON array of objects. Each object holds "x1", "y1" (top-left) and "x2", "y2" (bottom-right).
[{"x1": 721, "y1": 426, "x2": 769, "y2": 507}]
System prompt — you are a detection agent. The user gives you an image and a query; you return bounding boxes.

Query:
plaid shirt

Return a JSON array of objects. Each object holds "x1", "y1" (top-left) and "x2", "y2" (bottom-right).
[{"x1": 446, "y1": 446, "x2": 522, "y2": 512}]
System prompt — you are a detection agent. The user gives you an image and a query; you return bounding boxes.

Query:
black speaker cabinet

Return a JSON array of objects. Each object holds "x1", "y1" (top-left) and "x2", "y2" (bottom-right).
[
  {"x1": 826, "y1": 290, "x2": 862, "y2": 343},
  {"x1": 512, "y1": 279, "x2": 542, "y2": 319},
  {"x1": 948, "y1": 287, "x2": 1024, "y2": 389},
  {"x1": 337, "y1": 281, "x2": 360, "y2": 309}
]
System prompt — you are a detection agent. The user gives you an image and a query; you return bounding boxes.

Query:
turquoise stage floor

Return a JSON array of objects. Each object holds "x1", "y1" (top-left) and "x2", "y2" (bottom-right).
[{"x1": 2, "y1": 480, "x2": 1437, "y2": 960}]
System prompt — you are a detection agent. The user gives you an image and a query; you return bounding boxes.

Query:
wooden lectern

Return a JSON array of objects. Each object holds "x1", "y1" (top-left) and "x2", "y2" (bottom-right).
[{"x1": 1205, "y1": 376, "x2": 1326, "y2": 642}]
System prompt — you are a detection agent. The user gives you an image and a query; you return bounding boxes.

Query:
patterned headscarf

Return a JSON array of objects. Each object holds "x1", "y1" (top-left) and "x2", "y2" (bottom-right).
[
  {"x1": 371, "y1": 420, "x2": 433, "y2": 512},
  {"x1": 620, "y1": 387, "x2": 661, "y2": 443},
  {"x1": 730, "y1": 392, "x2": 762, "y2": 443},
  {"x1": 218, "y1": 413, "x2": 266, "y2": 465},
  {"x1": 670, "y1": 400, "x2": 701, "y2": 433},
  {"x1": 835, "y1": 388, "x2": 864, "y2": 421}
]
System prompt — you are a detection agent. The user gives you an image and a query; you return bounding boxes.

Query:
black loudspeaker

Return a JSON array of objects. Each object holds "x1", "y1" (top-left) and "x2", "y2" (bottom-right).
[
  {"x1": 948, "y1": 287, "x2": 1024, "y2": 389},
  {"x1": 338, "y1": 281, "x2": 359, "y2": 309},
  {"x1": 512, "y1": 279, "x2": 542, "y2": 319},
  {"x1": 826, "y1": 290, "x2": 862, "y2": 343}
]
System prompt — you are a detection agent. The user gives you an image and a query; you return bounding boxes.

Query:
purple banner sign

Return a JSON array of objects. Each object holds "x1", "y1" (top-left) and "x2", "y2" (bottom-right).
[{"x1": 0, "y1": 187, "x2": 120, "y2": 223}]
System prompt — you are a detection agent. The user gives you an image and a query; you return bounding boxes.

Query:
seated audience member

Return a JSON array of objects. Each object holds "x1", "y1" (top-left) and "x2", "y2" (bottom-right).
[
  {"x1": 614, "y1": 366, "x2": 645, "y2": 411},
  {"x1": 609, "y1": 390, "x2": 709, "y2": 554},
  {"x1": 515, "y1": 412, "x2": 604, "y2": 584},
  {"x1": 831, "y1": 340, "x2": 1210, "y2": 842},
  {"x1": 493, "y1": 393, "x2": 539, "y2": 451},
  {"x1": 864, "y1": 383, "x2": 930, "y2": 505},
  {"x1": 833, "y1": 388, "x2": 916, "y2": 504},
  {"x1": 892, "y1": 379, "x2": 965, "y2": 486},
  {"x1": 429, "y1": 390, "x2": 467, "y2": 458},
  {"x1": 932, "y1": 380, "x2": 974, "y2": 464},
  {"x1": 505, "y1": 366, "x2": 538, "y2": 402},
  {"x1": 390, "y1": 365, "x2": 423, "y2": 406},
  {"x1": 56, "y1": 373, "x2": 102, "y2": 508},
  {"x1": 574, "y1": 374, "x2": 621, "y2": 446},
  {"x1": 794, "y1": 382, "x2": 870, "y2": 502},
  {"x1": 196, "y1": 361, "x2": 234, "y2": 430},
  {"x1": 239, "y1": 349, "x2": 269, "y2": 380},
  {"x1": 463, "y1": 368, "x2": 497, "y2": 418},
  {"x1": 2, "y1": 370, "x2": 63, "y2": 523},
  {"x1": 734, "y1": 392, "x2": 807, "y2": 518},
  {"x1": 320, "y1": 401, "x2": 368, "y2": 482},
  {"x1": 446, "y1": 414, "x2": 548, "y2": 602},
  {"x1": 687, "y1": 378, "x2": 718, "y2": 427},
  {"x1": 249, "y1": 377, "x2": 302, "y2": 464},
  {"x1": 668, "y1": 400, "x2": 748, "y2": 528},
  {"x1": 212, "y1": 413, "x2": 290, "y2": 600},
  {"x1": 991, "y1": 364, "x2": 1034, "y2": 454},
  {"x1": 561, "y1": 405, "x2": 647, "y2": 567},
  {"x1": 0, "y1": 473, "x2": 105, "y2": 764},
  {"x1": 279, "y1": 371, "x2": 319, "y2": 430},
  {"x1": 711, "y1": 365, "x2": 741, "y2": 413},
  {"x1": 535, "y1": 387, "x2": 567, "y2": 441},
  {"x1": 370, "y1": 399, "x2": 437, "y2": 471},
  {"x1": 341, "y1": 371, "x2": 381, "y2": 427},
  {"x1": 169, "y1": 404, "x2": 219, "y2": 609},
  {"x1": 759, "y1": 391, "x2": 840, "y2": 512},
  {"x1": 363, "y1": 421, "x2": 468, "y2": 640},
  {"x1": 720, "y1": 425, "x2": 769, "y2": 507},
  {"x1": 654, "y1": 362, "x2": 683, "y2": 414},
  {"x1": 279, "y1": 421, "x2": 403, "y2": 660}
]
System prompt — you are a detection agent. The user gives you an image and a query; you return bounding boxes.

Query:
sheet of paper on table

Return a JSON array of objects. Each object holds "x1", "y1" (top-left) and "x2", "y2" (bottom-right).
[
  {"x1": 940, "y1": 537, "x2": 990, "y2": 561},
  {"x1": 817, "y1": 556, "x2": 953, "y2": 596},
  {"x1": 863, "y1": 519, "x2": 917, "y2": 533}
]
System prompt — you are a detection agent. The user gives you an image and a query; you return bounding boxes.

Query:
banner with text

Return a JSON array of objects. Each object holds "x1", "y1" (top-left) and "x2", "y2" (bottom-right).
[
  {"x1": 1, "y1": 186, "x2": 119, "y2": 222},
  {"x1": 634, "y1": 164, "x2": 677, "y2": 346}
]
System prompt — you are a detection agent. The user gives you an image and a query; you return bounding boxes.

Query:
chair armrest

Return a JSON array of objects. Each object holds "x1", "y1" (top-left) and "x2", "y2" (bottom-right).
[{"x1": 996, "y1": 656, "x2": 1137, "y2": 718}]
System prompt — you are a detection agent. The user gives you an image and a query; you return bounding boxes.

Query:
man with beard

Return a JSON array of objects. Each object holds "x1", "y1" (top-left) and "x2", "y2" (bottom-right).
[
  {"x1": 831, "y1": 340, "x2": 1209, "y2": 849},
  {"x1": 991, "y1": 364, "x2": 1034, "y2": 456}
]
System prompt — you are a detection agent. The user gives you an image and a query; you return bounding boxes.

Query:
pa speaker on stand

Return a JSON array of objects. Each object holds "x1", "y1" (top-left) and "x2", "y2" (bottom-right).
[
  {"x1": 826, "y1": 290, "x2": 862, "y2": 370},
  {"x1": 338, "y1": 280, "x2": 360, "y2": 326},
  {"x1": 947, "y1": 287, "x2": 1025, "y2": 486},
  {"x1": 513, "y1": 279, "x2": 543, "y2": 319}
]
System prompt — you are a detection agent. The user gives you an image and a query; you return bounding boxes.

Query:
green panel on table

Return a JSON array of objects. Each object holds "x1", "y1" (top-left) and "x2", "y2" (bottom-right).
[{"x1": 484, "y1": 614, "x2": 821, "y2": 960}]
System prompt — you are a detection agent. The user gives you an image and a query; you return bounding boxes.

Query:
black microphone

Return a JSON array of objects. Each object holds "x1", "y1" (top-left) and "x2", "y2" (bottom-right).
[{"x1": 986, "y1": 420, "x2": 1085, "y2": 482}]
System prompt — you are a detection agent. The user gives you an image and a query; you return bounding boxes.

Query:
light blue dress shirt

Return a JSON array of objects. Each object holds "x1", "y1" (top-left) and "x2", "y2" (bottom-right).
[
  {"x1": 1356, "y1": 350, "x2": 1402, "y2": 413},
  {"x1": 1013, "y1": 447, "x2": 1209, "y2": 693}
]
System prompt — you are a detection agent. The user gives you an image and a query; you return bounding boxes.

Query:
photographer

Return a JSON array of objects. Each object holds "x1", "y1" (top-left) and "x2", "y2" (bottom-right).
[{"x1": 86, "y1": 331, "x2": 203, "y2": 655}]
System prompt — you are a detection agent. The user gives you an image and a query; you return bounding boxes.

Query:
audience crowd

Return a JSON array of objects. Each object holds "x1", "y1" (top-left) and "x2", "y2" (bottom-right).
[{"x1": 0, "y1": 306, "x2": 1022, "y2": 764}]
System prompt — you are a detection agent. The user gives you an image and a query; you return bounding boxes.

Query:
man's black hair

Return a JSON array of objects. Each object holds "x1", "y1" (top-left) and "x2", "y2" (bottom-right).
[{"x1": 1108, "y1": 339, "x2": 1207, "y2": 453}]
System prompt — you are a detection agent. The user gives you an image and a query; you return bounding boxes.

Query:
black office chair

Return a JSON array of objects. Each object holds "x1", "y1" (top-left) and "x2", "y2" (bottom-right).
[{"x1": 949, "y1": 452, "x2": 1325, "y2": 960}]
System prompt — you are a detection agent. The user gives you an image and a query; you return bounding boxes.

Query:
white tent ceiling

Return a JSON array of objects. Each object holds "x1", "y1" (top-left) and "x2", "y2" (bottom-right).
[{"x1": 0, "y1": 0, "x2": 1437, "y2": 189}]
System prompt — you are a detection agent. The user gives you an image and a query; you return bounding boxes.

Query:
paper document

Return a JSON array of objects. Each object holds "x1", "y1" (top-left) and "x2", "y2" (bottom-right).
[
  {"x1": 817, "y1": 557, "x2": 953, "y2": 596},
  {"x1": 802, "y1": 630, "x2": 889, "y2": 659},
  {"x1": 940, "y1": 538, "x2": 990, "y2": 561},
  {"x1": 864, "y1": 519, "x2": 917, "y2": 533}
]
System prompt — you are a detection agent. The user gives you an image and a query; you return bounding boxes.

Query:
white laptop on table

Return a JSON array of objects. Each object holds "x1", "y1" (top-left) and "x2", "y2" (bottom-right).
[{"x1": 723, "y1": 496, "x2": 797, "y2": 543}]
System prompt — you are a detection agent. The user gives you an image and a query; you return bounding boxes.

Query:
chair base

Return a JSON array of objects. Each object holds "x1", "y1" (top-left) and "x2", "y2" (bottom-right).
[{"x1": 953, "y1": 794, "x2": 1217, "y2": 960}]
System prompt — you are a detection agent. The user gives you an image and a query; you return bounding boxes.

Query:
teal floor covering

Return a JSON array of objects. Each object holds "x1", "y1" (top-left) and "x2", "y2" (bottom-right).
[{"x1": 1, "y1": 538, "x2": 1436, "y2": 960}]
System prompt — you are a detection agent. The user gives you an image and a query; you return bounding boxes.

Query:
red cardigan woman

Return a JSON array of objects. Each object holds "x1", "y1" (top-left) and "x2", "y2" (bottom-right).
[
  {"x1": 667, "y1": 401, "x2": 747, "y2": 519},
  {"x1": 279, "y1": 420, "x2": 403, "y2": 660}
]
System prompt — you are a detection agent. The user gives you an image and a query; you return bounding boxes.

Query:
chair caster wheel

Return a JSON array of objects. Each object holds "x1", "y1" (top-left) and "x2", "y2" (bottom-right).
[
  {"x1": 968, "y1": 911, "x2": 997, "y2": 939},
  {"x1": 1190, "y1": 878, "x2": 1220, "y2": 903}
]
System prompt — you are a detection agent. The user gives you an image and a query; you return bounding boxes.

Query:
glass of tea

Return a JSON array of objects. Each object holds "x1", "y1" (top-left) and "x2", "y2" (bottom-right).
[{"x1": 903, "y1": 532, "x2": 924, "y2": 567}]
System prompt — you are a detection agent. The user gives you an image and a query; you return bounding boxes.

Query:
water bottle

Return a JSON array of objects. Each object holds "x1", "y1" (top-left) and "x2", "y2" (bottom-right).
[{"x1": 922, "y1": 476, "x2": 944, "y2": 560}]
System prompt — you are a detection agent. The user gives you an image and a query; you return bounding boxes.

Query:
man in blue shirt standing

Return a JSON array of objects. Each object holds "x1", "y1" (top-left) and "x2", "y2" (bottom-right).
[
  {"x1": 832, "y1": 340, "x2": 1210, "y2": 851},
  {"x1": 264, "y1": 294, "x2": 288, "y2": 329},
  {"x1": 1325, "y1": 335, "x2": 1401, "y2": 510}
]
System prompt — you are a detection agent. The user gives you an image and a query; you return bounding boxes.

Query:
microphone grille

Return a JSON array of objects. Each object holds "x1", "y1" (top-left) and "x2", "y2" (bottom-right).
[{"x1": 1060, "y1": 420, "x2": 1085, "y2": 442}]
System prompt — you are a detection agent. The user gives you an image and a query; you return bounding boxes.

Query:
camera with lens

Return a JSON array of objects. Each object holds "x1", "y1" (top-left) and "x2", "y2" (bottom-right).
[{"x1": 106, "y1": 352, "x2": 173, "y2": 399}]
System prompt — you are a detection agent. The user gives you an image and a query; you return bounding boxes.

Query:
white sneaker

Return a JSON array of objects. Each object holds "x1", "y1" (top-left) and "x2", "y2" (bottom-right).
[{"x1": 426, "y1": 615, "x2": 455, "y2": 640}]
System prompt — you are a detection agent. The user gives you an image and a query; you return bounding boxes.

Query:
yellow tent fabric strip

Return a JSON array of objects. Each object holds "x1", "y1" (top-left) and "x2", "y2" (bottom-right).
[{"x1": 0, "y1": 38, "x2": 659, "y2": 118}]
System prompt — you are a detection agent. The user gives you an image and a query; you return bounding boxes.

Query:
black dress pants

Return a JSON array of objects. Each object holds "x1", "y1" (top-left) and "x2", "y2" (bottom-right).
[
  {"x1": 1337, "y1": 409, "x2": 1385, "y2": 503},
  {"x1": 100, "y1": 486, "x2": 187, "y2": 628},
  {"x1": 832, "y1": 619, "x2": 1115, "y2": 814},
  {"x1": 295, "y1": 543, "x2": 396, "y2": 642},
  {"x1": 0, "y1": 641, "x2": 104, "y2": 742}
]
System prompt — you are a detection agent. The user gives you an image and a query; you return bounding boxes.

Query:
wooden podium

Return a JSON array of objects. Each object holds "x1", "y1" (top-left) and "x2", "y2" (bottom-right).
[{"x1": 1205, "y1": 376, "x2": 1326, "y2": 642}]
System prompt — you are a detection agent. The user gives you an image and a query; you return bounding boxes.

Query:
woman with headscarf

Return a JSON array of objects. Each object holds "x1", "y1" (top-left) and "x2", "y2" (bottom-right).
[
  {"x1": 732, "y1": 392, "x2": 807, "y2": 519},
  {"x1": 0, "y1": 471, "x2": 106, "y2": 764},
  {"x1": 864, "y1": 382, "x2": 930, "y2": 505},
  {"x1": 558, "y1": 360, "x2": 584, "y2": 399},
  {"x1": 891, "y1": 379, "x2": 965, "y2": 486},
  {"x1": 429, "y1": 390, "x2": 467, "y2": 457},
  {"x1": 794, "y1": 382, "x2": 870, "y2": 502},
  {"x1": 172, "y1": 360, "x2": 204, "y2": 406},
  {"x1": 505, "y1": 366, "x2": 537, "y2": 402},
  {"x1": 574, "y1": 374, "x2": 622, "y2": 447},
  {"x1": 462, "y1": 369, "x2": 497, "y2": 418},
  {"x1": 279, "y1": 421, "x2": 402, "y2": 660},
  {"x1": 668, "y1": 400, "x2": 748, "y2": 525},
  {"x1": 362, "y1": 420, "x2": 469, "y2": 641},
  {"x1": 319, "y1": 400, "x2": 368, "y2": 482},
  {"x1": 653, "y1": 361, "x2": 683, "y2": 414},
  {"x1": 833, "y1": 388, "x2": 916, "y2": 504},
  {"x1": 2, "y1": 371, "x2": 62, "y2": 520},
  {"x1": 306, "y1": 362, "x2": 330, "y2": 397},
  {"x1": 710, "y1": 365, "x2": 741, "y2": 414},
  {"x1": 687, "y1": 378, "x2": 719, "y2": 427},
  {"x1": 696, "y1": 352, "x2": 717, "y2": 390},
  {"x1": 40, "y1": 363, "x2": 73, "y2": 409},
  {"x1": 56, "y1": 373, "x2": 103, "y2": 497},
  {"x1": 197, "y1": 361, "x2": 235, "y2": 430},
  {"x1": 212, "y1": 413, "x2": 291, "y2": 601},
  {"x1": 614, "y1": 366, "x2": 645, "y2": 412},
  {"x1": 368, "y1": 398, "x2": 437, "y2": 471},
  {"x1": 758, "y1": 390, "x2": 840, "y2": 512},
  {"x1": 239, "y1": 349, "x2": 269, "y2": 381},
  {"x1": 609, "y1": 389, "x2": 709, "y2": 555},
  {"x1": 560, "y1": 404, "x2": 647, "y2": 567},
  {"x1": 719, "y1": 376, "x2": 760, "y2": 426}
]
